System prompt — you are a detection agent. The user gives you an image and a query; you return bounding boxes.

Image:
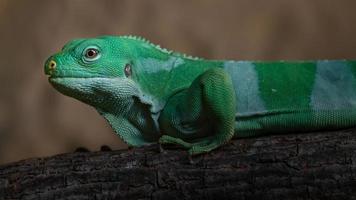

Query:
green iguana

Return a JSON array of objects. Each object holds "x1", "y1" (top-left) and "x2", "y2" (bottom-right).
[{"x1": 44, "y1": 35, "x2": 356, "y2": 155}]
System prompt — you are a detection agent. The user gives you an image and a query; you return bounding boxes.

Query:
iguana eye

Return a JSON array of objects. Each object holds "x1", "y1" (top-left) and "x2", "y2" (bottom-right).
[
  {"x1": 82, "y1": 46, "x2": 101, "y2": 62},
  {"x1": 85, "y1": 49, "x2": 98, "y2": 58},
  {"x1": 124, "y1": 63, "x2": 132, "y2": 77}
]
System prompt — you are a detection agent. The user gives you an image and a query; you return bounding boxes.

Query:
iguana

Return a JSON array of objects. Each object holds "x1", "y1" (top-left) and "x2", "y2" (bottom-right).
[{"x1": 44, "y1": 35, "x2": 356, "y2": 155}]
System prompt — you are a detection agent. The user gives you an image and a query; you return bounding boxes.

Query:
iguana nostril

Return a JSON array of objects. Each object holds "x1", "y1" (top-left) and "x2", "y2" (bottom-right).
[{"x1": 49, "y1": 60, "x2": 56, "y2": 70}]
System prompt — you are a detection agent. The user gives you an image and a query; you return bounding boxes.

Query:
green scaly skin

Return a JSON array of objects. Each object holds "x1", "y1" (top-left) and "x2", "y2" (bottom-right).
[{"x1": 44, "y1": 35, "x2": 356, "y2": 155}]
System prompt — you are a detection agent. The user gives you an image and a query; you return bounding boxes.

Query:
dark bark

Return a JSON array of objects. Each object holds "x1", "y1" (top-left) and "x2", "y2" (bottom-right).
[{"x1": 1, "y1": 129, "x2": 356, "y2": 200}]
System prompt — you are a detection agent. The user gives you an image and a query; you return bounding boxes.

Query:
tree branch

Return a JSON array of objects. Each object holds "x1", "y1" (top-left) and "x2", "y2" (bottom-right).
[{"x1": 1, "y1": 129, "x2": 356, "y2": 199}]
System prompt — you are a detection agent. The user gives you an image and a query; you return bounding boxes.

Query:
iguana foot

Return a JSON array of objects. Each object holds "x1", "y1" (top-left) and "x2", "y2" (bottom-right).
[
  {"x1": 188, "y1": 142, "x2": 220, "y2": 155},
  {"x1": 159, "y1": 135, "x2": 221, "y2": 155},
  {"x1": 159, "y1": 135, "x2": 193, "y2": 148}
]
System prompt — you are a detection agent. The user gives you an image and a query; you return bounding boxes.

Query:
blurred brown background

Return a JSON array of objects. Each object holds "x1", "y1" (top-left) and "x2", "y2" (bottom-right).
[{"x1": 0, "y1": 0, "x2": 356, "y2": 164}]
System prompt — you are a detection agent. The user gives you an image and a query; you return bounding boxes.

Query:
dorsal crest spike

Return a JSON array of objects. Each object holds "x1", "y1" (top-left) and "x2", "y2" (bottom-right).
[{"x1": 119, "y1": 35, "x2": 203, "y2": 60}]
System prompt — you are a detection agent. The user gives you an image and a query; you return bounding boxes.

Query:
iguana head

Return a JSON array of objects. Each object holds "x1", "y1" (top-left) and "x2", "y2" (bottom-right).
[
  {"x1": 44, "y1": 36, "x2": 149, "y2": 111},
  {"x1": 45, "y1": 36, "x2": 135, "y2": 79}
]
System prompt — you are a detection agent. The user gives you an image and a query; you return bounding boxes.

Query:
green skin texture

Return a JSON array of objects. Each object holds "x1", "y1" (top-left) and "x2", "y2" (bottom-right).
[{"x1": 45, "y1": 35, "x2": 356, "y2": 155}]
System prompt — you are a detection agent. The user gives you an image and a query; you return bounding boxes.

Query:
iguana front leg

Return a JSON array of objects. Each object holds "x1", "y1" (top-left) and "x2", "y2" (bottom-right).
[{"x1": 159, "y1": 68, "x2": 236, "y2": 155}]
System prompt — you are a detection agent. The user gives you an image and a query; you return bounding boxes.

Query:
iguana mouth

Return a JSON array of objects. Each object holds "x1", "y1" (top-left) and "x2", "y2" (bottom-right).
[
  {"x1": 48, "y1": 76, "x2": 115, "y2": 81},
  {"x1": 45, "y1": 59, "x2": 109, "y2": 79},
  {"x1": 46, "y1": 69, "x2": 109, "y2": 79}
]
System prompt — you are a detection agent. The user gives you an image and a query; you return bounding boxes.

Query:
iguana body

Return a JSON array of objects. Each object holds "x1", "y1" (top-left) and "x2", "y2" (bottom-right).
[{"x1": 44, "y1": 35, "x2": 356, "y2": 154}]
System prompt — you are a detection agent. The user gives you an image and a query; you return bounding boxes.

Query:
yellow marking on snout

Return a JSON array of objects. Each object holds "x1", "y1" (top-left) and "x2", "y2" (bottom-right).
[{"x1": 49, "y1": 60, "x2": 56, "y2": 70}]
